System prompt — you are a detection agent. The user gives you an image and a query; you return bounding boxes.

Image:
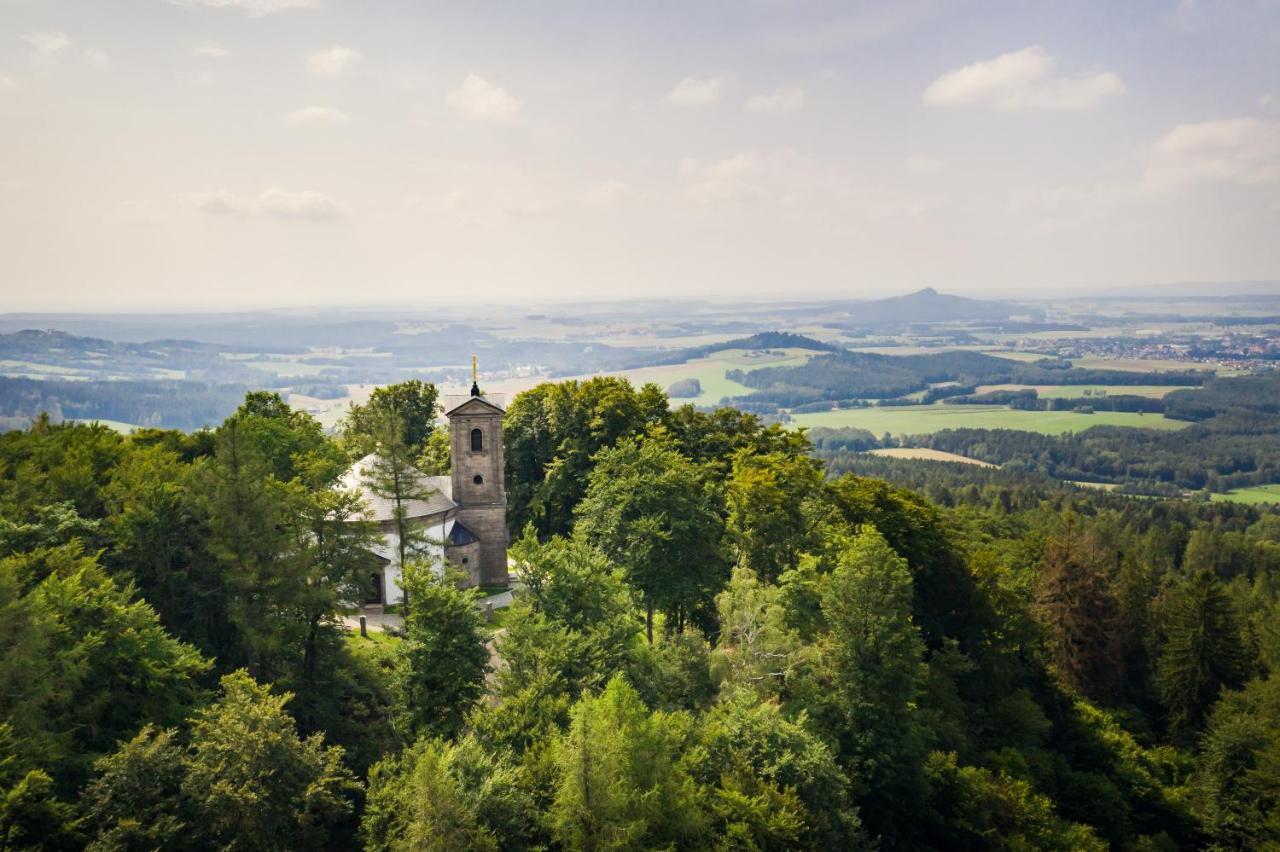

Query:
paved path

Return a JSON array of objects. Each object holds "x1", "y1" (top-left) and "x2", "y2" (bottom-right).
[{"x1": 340, "y1": 585, "x2": 518, "y2": 634}]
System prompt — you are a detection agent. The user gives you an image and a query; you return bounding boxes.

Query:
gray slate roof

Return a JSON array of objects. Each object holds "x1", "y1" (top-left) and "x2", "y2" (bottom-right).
[{"x1": 338, "y1": 453, "x2": 456, "y2": 522}]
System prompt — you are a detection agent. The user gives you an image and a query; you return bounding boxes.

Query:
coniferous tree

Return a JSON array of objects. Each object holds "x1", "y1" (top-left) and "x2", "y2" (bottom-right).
[
  {"x1": 394, "y1": 564, "x2": 490, "y2": 740},
  {"x1": 1156, "y1": 569, "x2": 1248, "y2": 733},
  {"x1": 1035, "y1": 519, "x2": 1124, "y2": 701}
]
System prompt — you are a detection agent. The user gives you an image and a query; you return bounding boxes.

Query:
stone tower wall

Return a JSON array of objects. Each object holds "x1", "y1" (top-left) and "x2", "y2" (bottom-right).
[{"x1": 448, "y1": 401, "x2": 509, "y2": 586}]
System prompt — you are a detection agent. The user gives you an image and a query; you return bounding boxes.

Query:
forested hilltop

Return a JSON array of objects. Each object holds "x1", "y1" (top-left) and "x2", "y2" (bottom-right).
[{"x1": 2, "y1": 377, "x2": 1279, "y2": 849}]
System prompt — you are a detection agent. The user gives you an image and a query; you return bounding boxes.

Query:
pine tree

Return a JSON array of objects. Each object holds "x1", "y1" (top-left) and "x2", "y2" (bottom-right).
[
  {"x1": 1156, "y1": 569, "x2": 1247, "y2": 733},
  {"x1": 1035, "y1": 519, "x2": 1124, "y2": 701}
]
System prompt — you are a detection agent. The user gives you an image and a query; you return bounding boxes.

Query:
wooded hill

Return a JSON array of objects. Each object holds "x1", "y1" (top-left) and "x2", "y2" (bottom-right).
[{"x1": 0, "y1": 377, "x2": 1277, "y2": 848}]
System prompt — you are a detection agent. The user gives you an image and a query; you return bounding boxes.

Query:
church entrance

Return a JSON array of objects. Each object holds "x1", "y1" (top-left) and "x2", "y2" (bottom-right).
[{"x1": 365, "y1": 571, "x2": 384, "y2": 605}]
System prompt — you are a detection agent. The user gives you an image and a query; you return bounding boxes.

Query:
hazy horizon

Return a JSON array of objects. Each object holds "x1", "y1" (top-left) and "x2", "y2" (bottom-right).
[{"x1": 3, "y1": 0, "x2": 1279, "y2": 311}]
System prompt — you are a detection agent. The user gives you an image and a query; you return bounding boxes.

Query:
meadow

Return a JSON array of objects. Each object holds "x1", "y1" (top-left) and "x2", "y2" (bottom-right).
[
  {"x1": 1210, "y1": 484, "x2": 1280, "y2": 505},
  {"x1": 790, "y1": 403, "x2": 1190, "y2": 437},
  {"x1": 972, "y1": 384, "x2": 1195, "y2": 398}
]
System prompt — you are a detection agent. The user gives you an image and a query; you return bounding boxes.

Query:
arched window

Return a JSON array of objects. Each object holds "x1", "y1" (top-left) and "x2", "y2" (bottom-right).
[
  {"x1": 473, "y1": 474, "x2": 484, "y2": 485},
  {"x1": 470, "y1": 428, "x2": 484, "y2": 452}
]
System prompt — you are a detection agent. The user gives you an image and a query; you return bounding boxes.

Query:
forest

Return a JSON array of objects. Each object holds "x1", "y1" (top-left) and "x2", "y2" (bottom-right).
[
  {"x1": 724, "y1": 350, "x2": 1207, "y2": 410},
  {"x1": 1, "y1": 376, "x2": 1278, "y2": 849}
]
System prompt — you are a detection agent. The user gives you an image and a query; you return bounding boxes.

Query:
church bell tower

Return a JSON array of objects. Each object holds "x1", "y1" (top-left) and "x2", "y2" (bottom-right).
[{"x1": 445, "y1": 357, "x2": 509, "y2": 587}]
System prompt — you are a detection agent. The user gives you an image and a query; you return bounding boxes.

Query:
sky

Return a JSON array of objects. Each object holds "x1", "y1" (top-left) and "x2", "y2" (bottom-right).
[{"x1": 1, "y1": 0, "x2": 1279, "y2": 311}]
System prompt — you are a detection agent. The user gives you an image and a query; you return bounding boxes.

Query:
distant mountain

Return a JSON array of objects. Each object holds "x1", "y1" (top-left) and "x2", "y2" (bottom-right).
[
  {"x1": 839, "y1": 288, "x2": 1019, "y2": 325},
  {"x1": 633, "y1": 331, "x2": 838, "y2": 369}
]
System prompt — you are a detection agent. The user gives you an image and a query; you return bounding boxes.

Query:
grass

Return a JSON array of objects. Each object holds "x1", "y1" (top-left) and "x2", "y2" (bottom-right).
[
  {"x1": 972, "y1": 384, "x2": 1195, "y2": 399},
  {"x1": 1210, "y1": 484, "x2": 1280, "y2": 505},
  {"x1": 789, "y1": 403, "x2": 1190, "y2": 438},
  {"x1": 606, "y1": 347, "x2": 821, "y2": 406},
  {"x1": 867, "y1": 448, "x2": 995, "y2": 466}
]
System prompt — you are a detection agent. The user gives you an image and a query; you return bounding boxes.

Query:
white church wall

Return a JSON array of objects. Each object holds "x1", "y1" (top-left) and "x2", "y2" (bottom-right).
[{"x1": 380, "y1": 515, "x2": 452, "y2": 605}]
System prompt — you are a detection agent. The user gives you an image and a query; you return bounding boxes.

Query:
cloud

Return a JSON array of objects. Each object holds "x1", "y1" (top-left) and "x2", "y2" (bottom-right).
[
  {"x1": 1146, "y1": 117, "x2": 1280, "y2": 189},
  {"x1": 307, "y1": 46, "x2": 361, "y2": 77},
  {"x1": 194, "y1": 42, "x2": 231, "y2": 59},
  {"x1": 84, "y1": 49, "x2": 111, "y2": 69},
  {"x1": 923, "y1": 46, "x2": 1124, "y2": 110},
  {"x1": 254, "y1": 187, "x2": 343, "y2": 220},
  {"x1": 168, "y1": 0, "x2": 317, "y2": 16},
  {"x1": 0, "y1": 76, "x2": 16, "y2": 91},
  {"x1": 21, "y1": 31, "x2": 71, "y2": 55},
  {"x1": 284, "y1": 105, "x2": 350, "y2": 125},
  {"x1": 904, "y1": 156, "x2": 943, "y2": 176},
  {"x1": 188, "y1": 188, "x2": 344, "y2": 220},
  {"x1": 188, "y1": 190, "x2": 248, "y2": 216},
  {"x1": 446, "y1": 74, "x2": 521, "y2": 122},
  {"x1": 745, "y1": 87, "x2": 805, "y2": 113},
  {"x1": 682, "y1": 153, "x2": 768, "y2": 204},
  {"x1": 666, "y1": 76, "x2": 724, "y2": 107},
  {"x1": 583, "y1": 180, "x2": 634, "y2": 206}
]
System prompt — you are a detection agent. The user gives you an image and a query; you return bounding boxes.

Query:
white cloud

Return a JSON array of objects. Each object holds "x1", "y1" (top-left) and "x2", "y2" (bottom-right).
[
  {"x1": 84, "y1": 49, "x2": 111, "y2": 69},
  {"x1": 745, "y1": 87, "x2": 805, "y2": 113},
  {"x1": 1146, "y1": 117, "x2": 1280, "y2": 189},
  {"x1": 194, "y1": 42, "x2": 231, "y2": 59},
  {"x1": 682, "y1": 153, "x2": 767, "y2": 204},
  {"x1": 446, "y1": 74, "x2": 521, "y2": 122},
  {"x1": 923, "y1": 46, "x2": 1124, "y2": 110},
  {"x1": 0, "y1": 76, "x2": 16, "y2": 91},
  {"x1": 254, "y1": 187, "x2": 343, "y2": 220},
  {"x1": 284, "y1": 105, "x2": 350, "y2": 125},
  {"x1": 188, "y1": 188, "x2": 344, "y2": 220},
  {"x1": 307, "y1": 46, "x2": 361, "y2": 77},
  {"x1": 188, "y1": 190, "x2": 248, "y2": 215},
  {"x1": 583, "y1": 180, "x2": 634, "y2": 206},
  {"x1": 904, "y1": 156, "x2": 943, "y2": 176},
  {"x1": 169, "y1": 0, "x2": 317, "y2": 17},
  {"x1": 666, "y1": 76, "x2": 724, "y2": 107},
  {"x1": 21, "y1": 31, "x2": 71, "y2": 55}
]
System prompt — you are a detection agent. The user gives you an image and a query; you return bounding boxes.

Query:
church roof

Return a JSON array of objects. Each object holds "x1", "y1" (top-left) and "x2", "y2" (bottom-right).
[
  {"x1": 444, "y1": 394, "x2": 506, "y2": 416},
  {"x1": 447, "y1": 521, "x2": 480, "y2": 546},
  {"x1": 338, "y1": 453, "x2": 456, "y2": 522}
]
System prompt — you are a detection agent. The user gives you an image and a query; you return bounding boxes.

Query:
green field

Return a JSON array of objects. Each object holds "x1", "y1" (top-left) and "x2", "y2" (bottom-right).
[
  {"x1": 607, "y1": 347, "x2": 818, "y2": 407},
  {"x1": 789, "y1": 404, "x2": 1190, "y2": 437},
  {"x1": 973, "y1": 384, "x2": 1194, "y2": 399},
  {"x1": 1210, "y1": 484, "x2": 1280, "y2": 505}
]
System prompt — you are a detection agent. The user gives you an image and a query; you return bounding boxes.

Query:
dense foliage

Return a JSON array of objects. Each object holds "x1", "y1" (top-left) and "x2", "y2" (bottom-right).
[{"x1": 0, "y1": 378, "x2": 1278, "y2": 849}]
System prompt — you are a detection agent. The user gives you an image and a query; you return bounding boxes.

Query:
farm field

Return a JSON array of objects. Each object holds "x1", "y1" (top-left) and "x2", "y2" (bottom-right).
[
  {"x1": 790, "y1": 403, "x2": 1190, "y2": 437},
  {"x1": 972, "y1": 384, "x2": 1195, "y2": 398},
  {"x1": 867, "y1": 447, "x2": 995, "y2": 466},
  {"x1": 1068, "y1": 356, "x2": 1218, "y2": 374},
  {"x1": 1211, "y1": 484, "x2": 1280, "y2": 505}
]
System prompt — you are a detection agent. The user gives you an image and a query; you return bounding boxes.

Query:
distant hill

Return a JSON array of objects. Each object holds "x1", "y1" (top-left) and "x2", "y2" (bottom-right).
[
  {"x1": 837, "y1": 288, "x2": 1019, "y2": 326},
  {"x1": 635, "y1": 332, "x2": 838, "y2": 369}
]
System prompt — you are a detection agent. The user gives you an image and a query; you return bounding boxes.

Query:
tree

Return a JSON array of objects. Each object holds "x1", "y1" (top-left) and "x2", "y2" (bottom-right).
[
  {"x1": 1194, "y1": 675, "x2": 1280, "y2": 849},
  {"x1": 344, "y1": 379, "x2": 441, "y2": 456},
  {"x1": 711, "y1": 567, "x2": 807, "y2": 699},
  {"x1": 394, "y1": 563, "x2": 490, "y2": 740},
  {"x1": 362, "y1": 735, "x2": 537, "y2": 852},
  {"x1": 724, "y1": 448, "x2": 822, "y2": 582},
  {"x1": 359, "y1": 417, "x2": 443, "y2": 614},
  {"x1": 1155, "y1": 569, "x2": 1248, "y2": 733},
  {"x1": 692, "y1": 688, "x2": 859, "y2": 848},
  {"x1": 504, "y1": 378, "x2": 667, "y2": 538},
  {"x1": 81, "y1": 726, "x2": 189, "y2": 850},
  {"x1": 0, "y1": 544, "x2": 208, "y2": 788},
  {"x1": 1034, "y1": 519, "x2": 1124, "y2": 701},
  {"x1": 575, "y1": 431, "x2": 728, "y2": 641},
  {"x1": 182, "y1": 671, "x2": 359, "y2": 850},
  {"x1": 548, "y1": 675, "x2": 706, "y2": 850},
  {"x1": 818, "y1": 526, "x2": 928, "y2": 845}
]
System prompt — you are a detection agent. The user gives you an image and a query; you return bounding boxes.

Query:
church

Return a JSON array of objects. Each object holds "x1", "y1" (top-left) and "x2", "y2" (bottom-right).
[{"x1": 338, "y1": 379, "x2": 509, "y2": 605}]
